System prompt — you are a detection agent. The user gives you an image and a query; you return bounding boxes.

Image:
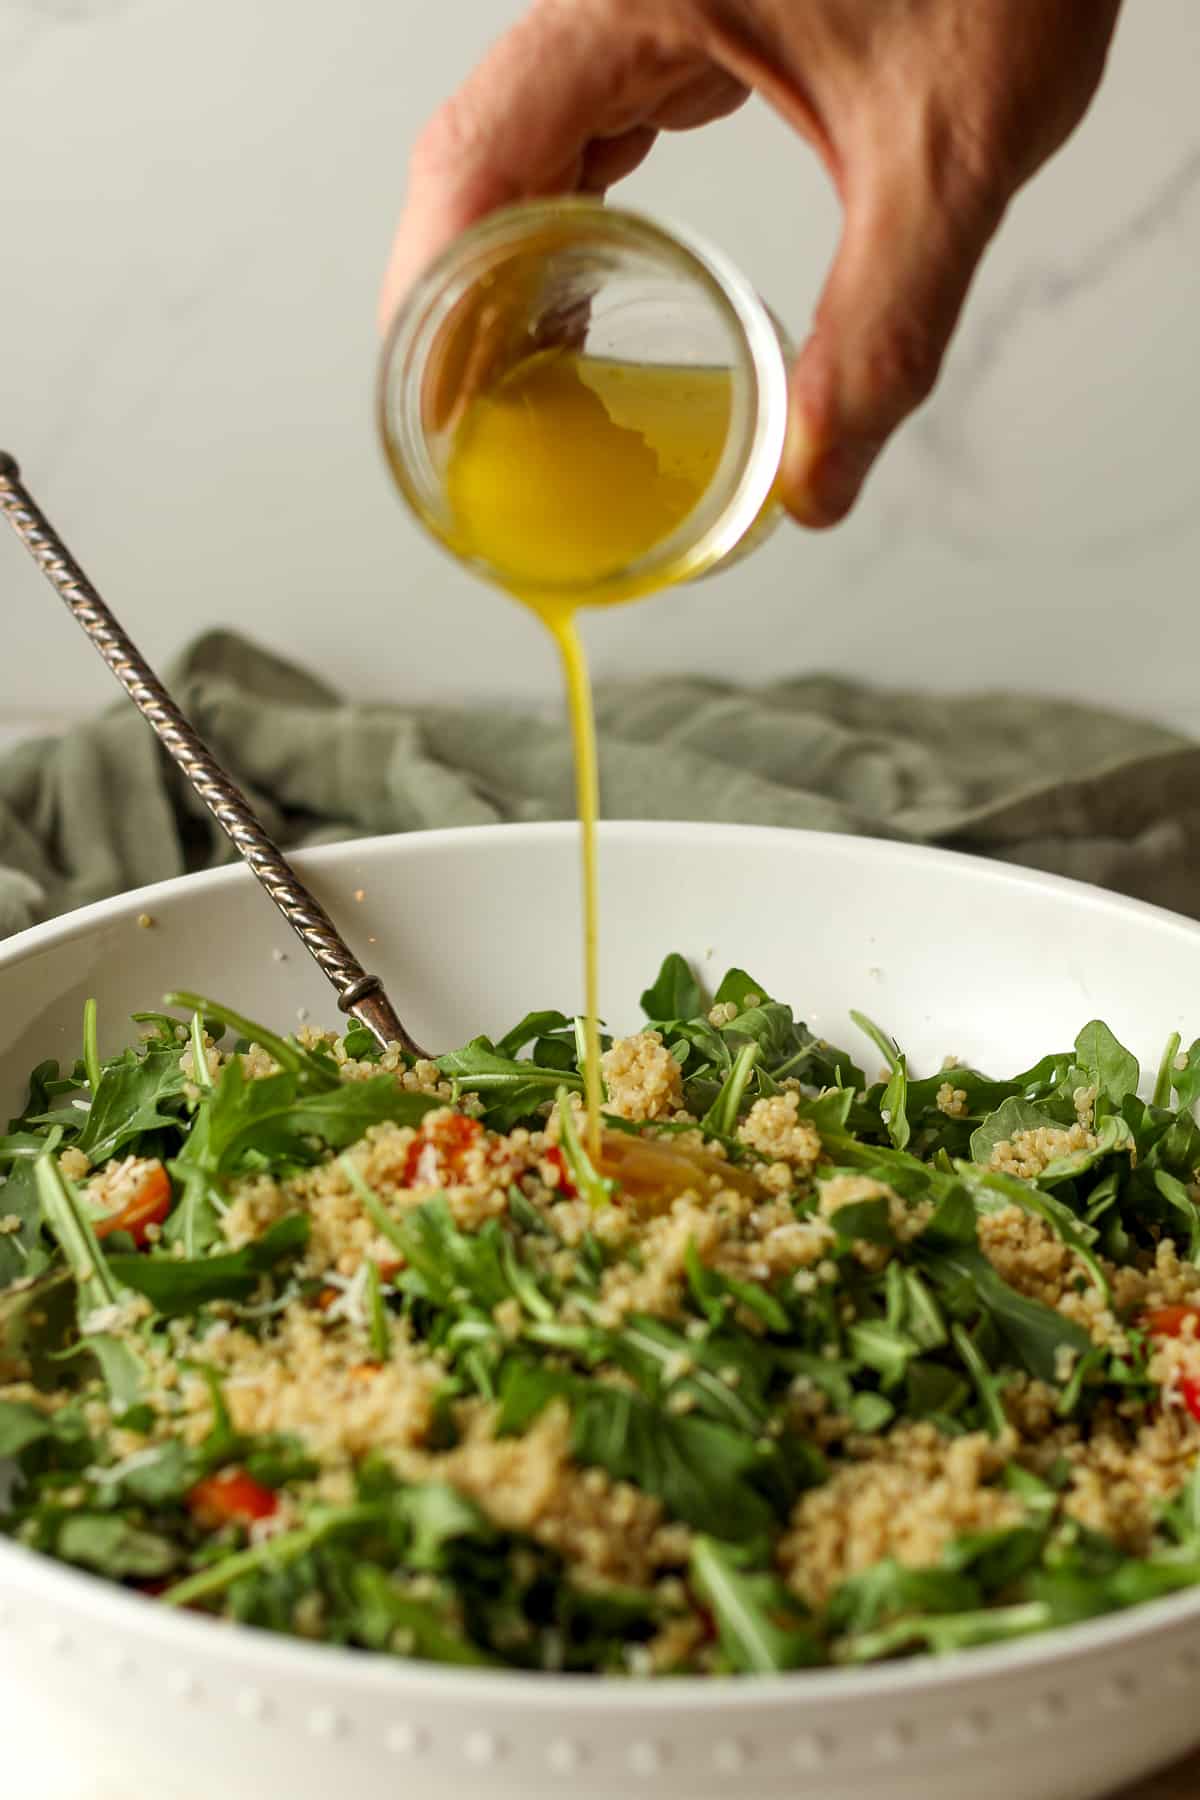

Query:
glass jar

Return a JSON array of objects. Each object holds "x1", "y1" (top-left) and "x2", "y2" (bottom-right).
[{"x1": 377, "y1": 197, "x2": 792, "y2": 606}]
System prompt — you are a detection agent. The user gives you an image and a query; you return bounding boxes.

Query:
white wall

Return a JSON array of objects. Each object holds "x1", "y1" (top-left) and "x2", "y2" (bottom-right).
[{"x1": 2, "y1": 0, "x2": 1198, "y2": 732}]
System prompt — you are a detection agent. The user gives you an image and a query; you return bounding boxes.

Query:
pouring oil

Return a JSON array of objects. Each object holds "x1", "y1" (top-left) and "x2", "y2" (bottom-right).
[
  {"x1": 443, "y1": 347, "x2": 734, "y2": 1151},
  {"x1": 379, "y1": 200, "x2": 790, "y2": 1159}
]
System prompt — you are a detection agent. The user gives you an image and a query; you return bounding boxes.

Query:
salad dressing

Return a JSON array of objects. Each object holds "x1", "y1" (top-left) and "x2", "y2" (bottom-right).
[{"x1": 443, "y1": 347, "x2": 733, "y2": 1154}]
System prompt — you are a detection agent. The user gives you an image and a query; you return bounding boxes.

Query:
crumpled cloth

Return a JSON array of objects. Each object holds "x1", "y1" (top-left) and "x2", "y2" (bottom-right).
[{"x1": 1, "y1": 628, "x2": 1198, "y2": 938}]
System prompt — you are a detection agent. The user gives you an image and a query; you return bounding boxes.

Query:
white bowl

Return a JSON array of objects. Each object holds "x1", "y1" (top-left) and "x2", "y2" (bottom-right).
[{"x1": 3, "y1": 822, "x2": 1200, "y2": 1800}]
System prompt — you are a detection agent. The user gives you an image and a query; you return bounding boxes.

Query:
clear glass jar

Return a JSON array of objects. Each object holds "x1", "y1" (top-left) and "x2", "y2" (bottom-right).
[{"x1": 377, "y1": 197, "x2": 792, "y2": 606}]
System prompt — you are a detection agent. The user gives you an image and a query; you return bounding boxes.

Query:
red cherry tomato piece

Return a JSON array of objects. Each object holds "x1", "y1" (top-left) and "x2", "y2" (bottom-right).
[
  {"x1": 541, "y1": 1146, "x2": 578, "y2": 1199},
  {"x1": 188, "y1": 1469, "x2": 278, "y2": 1529},
  {"x1": 403, "y1": 1113, "x2": 485, "y2": 1187},
  {"x1": 94, "y1": 1161, "x2": 172, "y2": 1248},
  {"x1": 1143, "y1": 1304, "x2": 1200, "y2": 1339}
]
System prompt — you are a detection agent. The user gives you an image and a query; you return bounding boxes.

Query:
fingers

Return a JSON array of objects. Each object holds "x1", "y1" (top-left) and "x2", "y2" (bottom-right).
[
  {"x1": 781, "y1": 139, "x2": 1004, "y2": 527},
  {"x1": 380, "y1": 9, "x2": 609, "y2": 330},
  {"x1": 379, "y1": 2, "x2": 747, "y2": 332},
  {"x1": 579, "y1": 127, "x2": 660, "y2": 195}
]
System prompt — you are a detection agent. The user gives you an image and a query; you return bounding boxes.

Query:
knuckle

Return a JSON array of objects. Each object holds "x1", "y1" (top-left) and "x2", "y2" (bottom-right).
[
  {"x1": 923, "y1": 103, "x2": 1011, "y2": 243},
  {"x1": 868, "y1": 318, "x2": 943, "y2": 414},
  {"x1": 409, "y1": 102, "x2": 479, "y2": 184}
]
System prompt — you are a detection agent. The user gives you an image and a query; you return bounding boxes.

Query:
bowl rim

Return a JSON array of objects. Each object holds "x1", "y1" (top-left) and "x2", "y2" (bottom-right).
[
  {"x1": 3, "y1": 817, "x2": 1200, "y2": 972},
  {"x1": 4, "y1": 818, "x2": 1200, "y2": 1708}
]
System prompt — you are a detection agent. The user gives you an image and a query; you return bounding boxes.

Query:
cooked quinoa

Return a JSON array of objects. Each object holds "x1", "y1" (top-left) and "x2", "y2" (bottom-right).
[{"x1": 4, "y1": 965, "x2": 1200, "y2": 1675}]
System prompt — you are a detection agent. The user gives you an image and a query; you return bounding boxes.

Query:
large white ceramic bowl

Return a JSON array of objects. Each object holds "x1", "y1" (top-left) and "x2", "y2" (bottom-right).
[{"x1": 3, "y1": 823, "x2": 1200, "y2": 1800}]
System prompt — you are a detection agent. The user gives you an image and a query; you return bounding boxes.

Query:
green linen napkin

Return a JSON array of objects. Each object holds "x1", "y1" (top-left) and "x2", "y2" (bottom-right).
[{"x1": 1, "y1": 627, "x2": 1197, "y2": 938}]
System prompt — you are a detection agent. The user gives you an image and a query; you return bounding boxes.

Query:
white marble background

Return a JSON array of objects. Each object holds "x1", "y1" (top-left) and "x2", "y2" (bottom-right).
[{"x1": 0, "y1": 0, "x2": 1198, "y2": 742}]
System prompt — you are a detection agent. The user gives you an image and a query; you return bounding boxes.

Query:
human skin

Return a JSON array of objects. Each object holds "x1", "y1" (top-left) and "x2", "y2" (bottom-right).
[{"x1": 380, "y1": 0, "x2": 1123, "y2": 527}]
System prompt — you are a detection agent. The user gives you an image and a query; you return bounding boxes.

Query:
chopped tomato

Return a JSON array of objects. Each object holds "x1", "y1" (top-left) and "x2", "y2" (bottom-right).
[
  {"x1": 93, "y1": 1161, "x2": 172, "y2": 1248},
  {"x1": 403, "y1": 1113, "x2": 485, "y2": 1187},
  {"x1": 1143, "y1": 1305, "x2": 1200, "y2": 1422},
  {"x1": 1143, "y1": 1304, "x2": 1200, "y2": 1340},
  {"x1": 187, "y1": 1468, "x2": 278, "y2": 1529},
  {"x1": 541, "y1": 1146, "x2": 577, "y2": 1199}
]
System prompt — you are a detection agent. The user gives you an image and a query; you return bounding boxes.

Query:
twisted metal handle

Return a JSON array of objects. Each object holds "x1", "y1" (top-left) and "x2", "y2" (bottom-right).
[{"x1": 0, "y1": 452, "x2": 422, "y2": 1057}]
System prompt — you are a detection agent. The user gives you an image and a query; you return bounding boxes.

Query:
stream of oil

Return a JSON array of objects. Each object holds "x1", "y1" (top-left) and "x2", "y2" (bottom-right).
[{"x1": 443, "y1": 346, "x2": 733, "y2": 1159}]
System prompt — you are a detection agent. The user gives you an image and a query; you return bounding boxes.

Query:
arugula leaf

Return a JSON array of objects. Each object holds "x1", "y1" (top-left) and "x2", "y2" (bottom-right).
[
  {"x1": 918, "y1": 1241, "x2": 1091, "y2": 1383},
  {"x1": 837, "y1": 1601, "x2": 1050, "y2": 1663},
  {"x1": 951, "y1": 1323, "x2": 1008, "y2": 1438},
  {"x1": 1153, "y1": 1032, "x2": 1182, "y2": 1111},
  {"x1": 602, "y1": 1313, "x2": 770, "y2": 1434},
  {"x1": 389, "y1": 1197, "x2": 513, "y2": 1313},
  {"x1": 163, "y1": 992, "x2": 335, "y2": 1086},
  {"x1": 36, "y1": 1154, "x2": 123, "y2": 1317},
  {"x1": 826, "y1": 1558, "x2": 981, "y2": 1634},
  {"x1": 496, "y1": 1360, "x2": 789, "y2": 1539},
  {"x1": 74, "y1": 1043, "x2": 189, "y2": 1166},
  {"x1": 187, "y1": 1012, "x2": 215, "y2": 1093},
  {"x1": 162, "y1": 1504, "x2": 379, "y2": 1609},
  {"x1": 893, "y1": 1267, "x2": 949, "y2": 1350},
  {"x1": 956, "y1": 1164, "x2": 1111, "y2": 1303},
  {"x1": 340, "y1": 1024, "x2": 384, "y2": 1064},
  {"x1": 108, "y1": 1214, "x2": 309, "y2": 1316},
  {"x1": 684, "y1": 1241, "x2": 790, "y2": 1334},
  {"x1": 80, "y1": 998, "x2": 102, "y2": 1099},
  {"x1": 722, "y1": 1002, "x2": 804, "y2": 1064},
  {"x1": 849, "y1": 1392, "x2": 896, "y2": 1433},
  {"x1": 919, "y1": 1184, "x2": 978, "y2": 1250},
  {"x1": 640, "y1": 954, "x2": 704, "y2": 1024},
  {"x1": 795, "y1": 1088, "x2": 857, "y2": 1133},
  {"x1": 690, "y1": 1537, "x2": 823, "y2": 1671},
  {"x1": 162, "y1": 1157, "x2": 225, "y2": 1259},
  {"x1": 350, "y1": 1564, "x2": 497, "y2": 1665},
  {"x1": 829, "y1": 1197, "x2": 895, "y2": 1248},
  {"x1": 1074, "y1": 1021, "x2": 1139, "y2": 1110},
  {"x1": 0, "y1": 1156, "x2": 44, "y2": 1287},
  {"x1": 849, "y1": 1011, "x2": 902, "y2": 1075},
  {"x1": 493, "y1": 1010, "x2": 573, "y2": 1060},
  {"x1": 847, "y1": 1321, "x2": 921, "y2": 1388},
  {"x1": 969, "y1": 1096, "x2": 1057, "y2": 1167},
  {"x1": 179, "y1": 1056, "x2": 438, "y2": 1178},
  {"x1": 1036, "y1": 1114, "x2": 1135, "y2": 1188},
  {"x1": 436, "y1": 1038, "x2": 582, "y2": 1131},
  {"x1": 394, "y1": 1481, "x2": 494, "y2": 1567},
  {"x1": 1152, "y1": 1170, "x2": 1200, "y2": 1263},
  {"x1": 713, "y1": 968, "x2": 773, "y2": 1010},
  {"x1": 1172, "y1": 1039, "x2": 1200, "y2": 1112},
  {"x1": 881, "y1": 1056, "x2": 911, "y2": 1151},
  {"x1": 8, "y1": 1060, "x2": 82, "y2": 1135},
  {"x1": 365, "y1": 1257, "x2": 391, "y2": 1361},
  {"x1": 56, "y1": 1514, "x2": 181, "y2": 1579},
  {"x1": 0, "y1": 1267, "x2": 76, "y2": 1387},
  {"x1": 556, "y1": 1093, "x2": 616, "y2": 1210},
  {"x1": 106, "y1": 1438, "x2": 196, "y2": 1505},
  {"x1": 1159, "y1": 1463, "x2": 1200, "y2": 1548},
  {"x1": 700, "y1": 1042, "x2": 761, "y2": 1140},
  {"x1": 0, "y1": 1398, "x2": 54, "y2": 1457}
]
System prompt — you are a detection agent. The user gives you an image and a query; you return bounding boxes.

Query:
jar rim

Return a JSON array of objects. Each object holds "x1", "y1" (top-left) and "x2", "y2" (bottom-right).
[{"x1": 376, "y1": 197, "x2": 790, "y2": 603}]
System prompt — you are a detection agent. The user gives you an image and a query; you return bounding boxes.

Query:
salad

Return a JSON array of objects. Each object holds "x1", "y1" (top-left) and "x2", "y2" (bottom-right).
[{"x1": 3, "y1": 958, "x2": 1200, "y2": 1676}]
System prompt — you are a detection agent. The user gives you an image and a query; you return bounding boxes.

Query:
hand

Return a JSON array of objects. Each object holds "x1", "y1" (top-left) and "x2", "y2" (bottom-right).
[{"x1": 380, "y1": 0, "x2": 1122, "y2": 527}]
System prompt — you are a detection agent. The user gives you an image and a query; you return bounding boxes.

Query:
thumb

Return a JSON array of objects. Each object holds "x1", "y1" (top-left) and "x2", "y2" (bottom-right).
[{"x1": 781, "y1": 162, "x2": 1004, "y2": 527}]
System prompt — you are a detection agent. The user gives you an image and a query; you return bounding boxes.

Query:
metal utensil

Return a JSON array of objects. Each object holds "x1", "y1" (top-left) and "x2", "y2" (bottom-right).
[{"x1": 0, "y1": 452, "x2": 424, "y2": 1058}]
